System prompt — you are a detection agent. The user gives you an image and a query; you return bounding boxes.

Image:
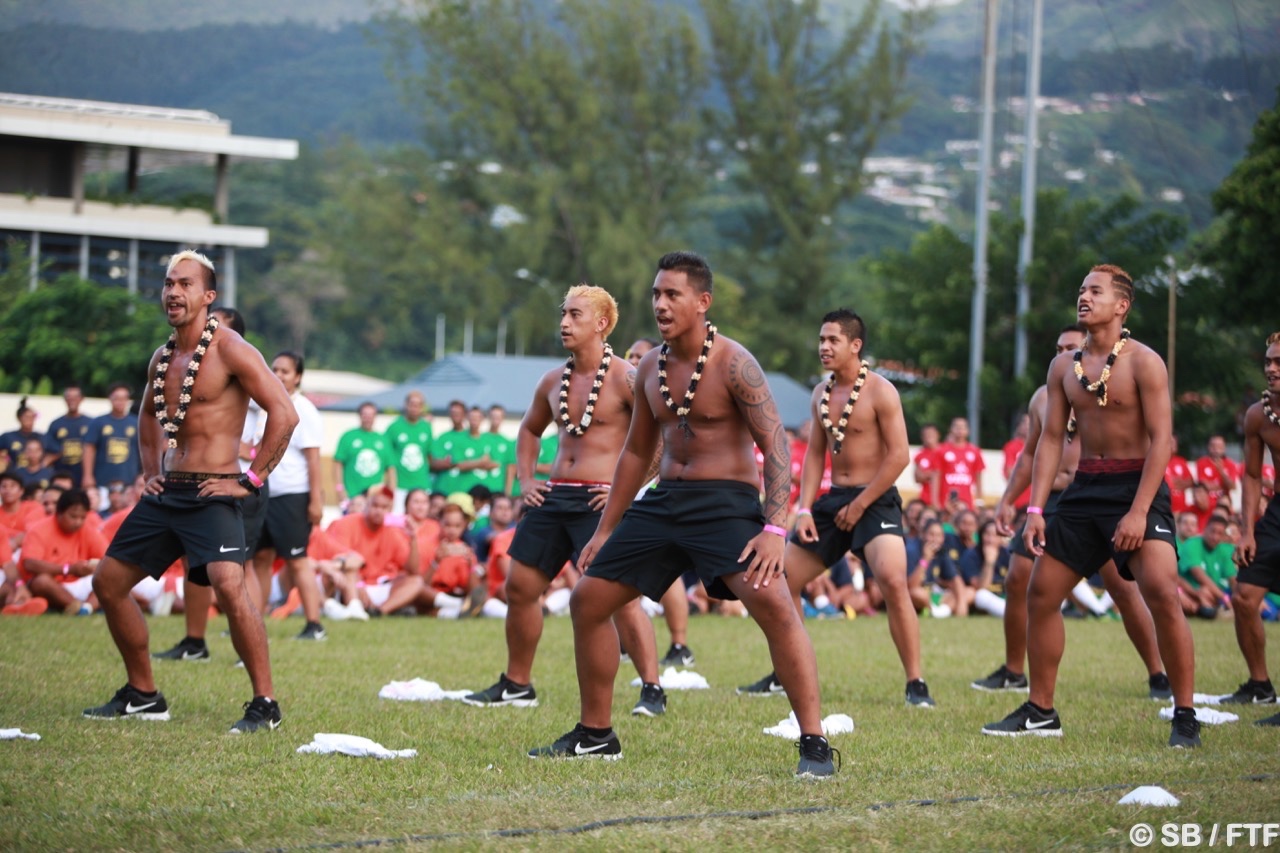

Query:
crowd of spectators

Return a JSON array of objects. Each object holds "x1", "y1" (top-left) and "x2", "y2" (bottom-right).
[{"x1": 3, "y1": 388, "x2": 1276, "y2": 629}]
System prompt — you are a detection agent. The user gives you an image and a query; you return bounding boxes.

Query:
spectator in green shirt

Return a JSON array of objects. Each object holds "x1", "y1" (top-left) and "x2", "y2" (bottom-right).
[
  {"x1": 385, "y1": 391, "x2": 435, "y2": 510},
  {"x1": 433, "y1": 403, "x2": 496, "y2": 496},
  {"x1": 1176, "y1": 515, "x2": 1235, "y2": 619},
  {"x1": 486, "y1": 404, "x2": 517, "y2": 495},
  {"x1": 332, "y1": 402, "x2": 394, "y2": 506}
]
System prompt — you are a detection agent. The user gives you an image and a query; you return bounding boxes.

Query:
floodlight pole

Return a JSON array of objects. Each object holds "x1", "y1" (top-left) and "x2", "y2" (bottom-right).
[
  {"x1": 968, "y1": 0, "x2": 1000, "y2": 447},
  {"x1": 1014, "y1": 0, "x2": 1044, "y2": 379}
]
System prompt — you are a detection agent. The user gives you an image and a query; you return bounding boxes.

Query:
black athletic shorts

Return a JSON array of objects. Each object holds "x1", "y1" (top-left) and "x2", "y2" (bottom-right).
[
  {"x1": 1043, "y1": 470, "x2": 1177, "y2": 581},
  {"x1": 791, "y1": 485, "x2": 905, "y2": 566},
  {"x1": 586, "y1": 479, "x2": 765, "y2": 601},
  {"x1": 1238, "y1": 498, "x2": 1280, "y2": 594},
  {"x1": 105, "y1": 473, "x2": 246, "y2": 586},
  {"x1": 507, "y1": 484, "x2": 601, "y2": 579},
  {"x1": 1009, "y1": 489, "x2": 1063, "y2": 560},
  {"x1": 242, "y1": 480, "x2": 269, "y2": 556},
  {"x1": 257, "y1": 492, "x2": 312, "y2": 558}
]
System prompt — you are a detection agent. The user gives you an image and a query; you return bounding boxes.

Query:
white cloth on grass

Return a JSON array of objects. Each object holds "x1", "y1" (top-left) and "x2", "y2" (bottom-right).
[
  {"x1": 1118, "y1": 786, "x2": 1180, "y2": 806},
  {"x1": 297, "y1": 733, "x2": 416, "y2": 759},
  {"x1": 0, "y1": 728, "x2": 40, "y2": 741},
  {"x1": 1157, "y1": 706, "x2": 1238, "y2": 725},
  {"x1": 378, "y1": 678, "x2": 471, "y2": 702},
  {"x1": 763, "y1": 711, "x2": 855, "y2": 739},
  {"x1": 629, "y1": 667, "x2": 709, "y2": 690}
]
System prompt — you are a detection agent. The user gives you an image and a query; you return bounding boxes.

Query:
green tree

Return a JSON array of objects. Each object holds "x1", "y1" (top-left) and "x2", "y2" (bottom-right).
[
  {"x1": 0, "y1": 274, "x2": 169, "y2": 395},
  {"x1": 700, "y1": 0, "x2": 928, "y2": 374}
]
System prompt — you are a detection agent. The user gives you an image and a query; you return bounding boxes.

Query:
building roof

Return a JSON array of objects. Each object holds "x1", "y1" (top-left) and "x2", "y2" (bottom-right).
[
  {"x1": 0, "y1": 92, "x2": 298, "y2": 160},
  {"x1": 323, "y1": 354, "x2": 817, "y2": 429}
]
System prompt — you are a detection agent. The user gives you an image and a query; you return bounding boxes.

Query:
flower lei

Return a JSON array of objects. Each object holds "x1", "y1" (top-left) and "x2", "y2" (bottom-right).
[
  {"x1": 1264, "y1": 390, "x2": 1280, "y2": 429},
  {"x1": 153, "y1": 315, "x2": 219, "y2": 449},
  {"x1": 658, "y1": 322, "x2": 716, "y2": 439},
  {"x1": 819, "y1": 362, "x2": 869, "y2": 455},
  {"x1": 558, "y1": 344, "x2": 612, "y2": 436},
  {"x1": 1073, "y1": 329, "x2": 1130, "y2": 407}
]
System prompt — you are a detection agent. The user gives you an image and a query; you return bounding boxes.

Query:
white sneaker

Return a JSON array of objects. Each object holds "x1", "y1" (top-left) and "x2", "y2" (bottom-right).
[
  {"x1": 151, "y1": 591, "x2": 177, "y2": 617},
  {"x1": 344, "y1": 599, "x2": 370, "y2": 621},
  {"x1": 930, "y1": 602, "x2": 953, "y2": 619},
  {"x1": 322, "y1": 598, "x2": 352, "y2": 621}
]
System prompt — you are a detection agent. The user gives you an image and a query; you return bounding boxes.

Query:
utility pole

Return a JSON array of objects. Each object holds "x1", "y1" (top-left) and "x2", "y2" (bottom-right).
[
  {"x1": 1014, "y1": 0, "x2": 1044, "y2": 379},
  {"x1": 968, "y1": 0, "x2": 1000, "y2": 447}
]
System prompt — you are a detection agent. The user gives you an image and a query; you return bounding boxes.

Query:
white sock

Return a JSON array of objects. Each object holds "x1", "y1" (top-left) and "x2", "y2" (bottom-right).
[
  {"x1": 974, "y1": 588, "x2": 1006, "y2": 618},
  {"x1": 437, "y1": 605, "x2": 462, "y2": 619},
  {"x1": 545, "y1": 588, "x2": 572, "y2": 615},
  {"x1": 433, "y1": 592, "x2": 464, "y2": 609},
  {"x1": 481, "y1": 598, "x2": 508, "y2": 619},
  {"x1": 1071, "y1": 580, "x2": 1108, "y2": 616}
]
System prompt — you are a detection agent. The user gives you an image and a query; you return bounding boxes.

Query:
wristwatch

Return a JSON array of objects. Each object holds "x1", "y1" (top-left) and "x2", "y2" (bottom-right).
[{"x1": 237, "y1": 473, "x2": 261, "y2": 496}]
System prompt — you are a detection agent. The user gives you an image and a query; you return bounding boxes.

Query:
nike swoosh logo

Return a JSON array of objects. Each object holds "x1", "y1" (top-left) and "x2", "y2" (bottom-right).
[
  {"x1": 125, "y1": 701, "x2": 157, "y2": 714},
  {"x1": 219, "y1": 545, "x2": 239, "y2": 553},
  {"x1": 1025, "y1": 718, "x2": 1056, "y2": 729},
  {"x1": 501, "y1": 689, "x2": 530, "y2": 701},
  {"x1": 880, "y1": 522, "x2": 898, "y2": 529},
  {"x1": 1154, "y1": 526, "x2": 1171, "y2": 534},
  {"x1": 769, "y1": 683, "x2": 786, "y2": 693},
  {"x1": 574, "y1": 741, "x2": 612, "y2": 754},
  {"x1": 181, "y1": 651, "x2": 204, "y2": 660},
  {"x1": 290, "y1": 547, "x2": 305, "y2": 556}
]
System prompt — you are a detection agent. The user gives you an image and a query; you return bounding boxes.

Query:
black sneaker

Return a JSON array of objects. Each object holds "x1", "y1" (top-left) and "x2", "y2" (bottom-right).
[
  {"x1": 970, "y1": 665, "x2": 1029, "y2": 693},
  {"x1": 660, "y1": 643, "x2": 696, "y2": 668},
  {"x1": 1218, "y1": 679, "x2": 1277, "y2": 704},
  {"x1": 527, "y1": 723, "x2": 622, "y2": 760},
  {"x1": 295, "y1": 621, "x2": 327, "y2": 641},
  {"x1": 152, "y1": 637, "x2": 210, "y2": 662},
  {"x1": 795, "y1": 733, "x2": 840, "y2": 779},
  {"x1": 981, "y1": 702, "x2": 1062, "y2": 737},
  {"x1": 737, "y1": 672, "x2": 786, "y2": 697},
  {"x1": 906, "y1": 679, "x2": 936, "y2": 708},
  {"x1": 1255, "y1": 711, "x2": 1280, "y2": 727},
  {"x1": 631, "y1": 683, "x2": 667, "y2": 717},
  {"x1": 83, "y1": 684, "x2": 171, "y2": 721},
  {"x1": 461, "y1": 674, "x2": 539, "y2": 708},
  {"x1": 229, "y1": 696, "x2": 282, "y2": 734},
  {"x1": 1168, "y1": 709, "x2": 1201, "y2": 748},
  {"x1": 1148, "y1": 672, "x2": 1173, "y2": 701}
]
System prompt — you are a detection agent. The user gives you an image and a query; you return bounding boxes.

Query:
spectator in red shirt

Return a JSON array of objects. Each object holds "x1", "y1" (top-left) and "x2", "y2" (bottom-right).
[
  {"x1": 913, "y1": 423, "x2": 943, "y2": 508},
  {"x1": 939, "y1": 416, "x2": 985, "y2": 510},
  {"x1": 325, "y1": 486, "x2": 425, "y2": 616},
  {"x1": 0, "y1": 471, "x2": 43, "y2": 549},
  {"x1": 1196, "y1": 434, "x2": 1241, "y2": 509},
  {"x1": 1002, "y1": 413, "x2": 1030, "y2": 509},
  {"x1": 1165, "y1": 434, "x2": 1195, "y2": 514},
  {"x1": 21, "y1": 488, "x2": 106, "y2": 614}
]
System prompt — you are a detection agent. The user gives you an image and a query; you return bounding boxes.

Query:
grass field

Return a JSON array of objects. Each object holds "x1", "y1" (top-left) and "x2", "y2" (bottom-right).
[{"x1": 1, "y1": 610, "x2": 1277, "y2": 850}]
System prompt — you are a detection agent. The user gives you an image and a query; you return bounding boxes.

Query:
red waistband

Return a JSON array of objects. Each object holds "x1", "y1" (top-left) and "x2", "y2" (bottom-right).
[
  {"x1": 548, "y1": 479, "x2": 611, "y2": 487},
  {"x1": 1077, "y1": 458, "x2": 1146, "y2": 474}
]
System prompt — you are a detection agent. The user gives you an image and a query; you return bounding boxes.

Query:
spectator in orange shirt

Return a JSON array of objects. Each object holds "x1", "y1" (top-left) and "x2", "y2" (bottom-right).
[
  {"x1": 939, "y1": 416, "x2": 985, "y2": 510},
  {"x1": 913, "y1": 423, "x2": 943, "y2": 508},
  {"x1": 404, "y1": 487, "x2": 442, "y2": 574},
  {"x1": 1196, "y1": 434, "x2": 1241, "y2": 509},
  {"x1": 325, "y1": 486, "x2": 427, "y2": 616},
  {"x1": 425, "y1": 503, "x2": 485, "y2": 616},
  {"x1": 21, "y1": 488, "x2": 107, "y2": 614},
  {"x1": 0, "y1": 471, "x2": 43, "y2": 549}
]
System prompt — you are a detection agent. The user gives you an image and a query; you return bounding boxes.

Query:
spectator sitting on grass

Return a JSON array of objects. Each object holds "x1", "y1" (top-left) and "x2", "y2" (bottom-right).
[
  {"x1": 960, "y1": 519, "x2": 1012, "y2": 617},
  {"x1": 424, "y1": 502, "x2": 486, "y2": 618},
  {"x1": 0, "y1": 470, "x2": 43, "y2": 549},
  {"x1": 324, "y1": 486, "x2": 425, "y2": 617},
  {"x1": 1177, "y1": 514, "x2": 1235, "y2": 619},
  {"x1": 908, "y1": 519, "x2": 962, "y2": 617},
  {"x1": 20, "y1": 488, "x2": 106, "y2": 614}
]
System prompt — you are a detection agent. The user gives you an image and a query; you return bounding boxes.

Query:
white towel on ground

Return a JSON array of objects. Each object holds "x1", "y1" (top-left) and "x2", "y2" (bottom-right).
[
  {"x1": 297, "y1": 733, "x2": 416, "y2": 759},
  {"x1": 763, "y1": 711, "x2": 855, "y2": 739},
  {"x1": 1118, "y1": 785, "x2": 1180, "y2": 806},
  {"x1": 629, "y1": 667, "x2": 709, "y2": 690},
  {"x1": 378, "y1": 678, "x2": 471, "y2": 702},
  {"x1": 1194, "y1": 693, "x2": 1224, "y2": 705},
  {"x1": 0, "y1": 728, "x2": 40, "y2": 741},
  {"x1": 1158, "y1": 706, "x2": 1239, "y2": 725}
]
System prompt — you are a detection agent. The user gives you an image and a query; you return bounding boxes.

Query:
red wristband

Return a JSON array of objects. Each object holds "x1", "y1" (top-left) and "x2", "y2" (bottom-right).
[
  {"x1": 245, "y1": 469, "x2": 264, "y2": 489},
  {"x1": 763, "y1": 524, "x2": 787, "y2": 538},
  {"x1": 1026, "y1": 506, "x2": 1043, "y2": 515}
]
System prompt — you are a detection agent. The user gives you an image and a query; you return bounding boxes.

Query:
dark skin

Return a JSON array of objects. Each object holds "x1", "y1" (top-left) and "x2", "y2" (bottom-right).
[
  {"x1": 1019, "y1": 270, "x2": 1194, "y2": 714},
  {"x1": 92, "y1": 257, "x2": 299, "y2": 702}
]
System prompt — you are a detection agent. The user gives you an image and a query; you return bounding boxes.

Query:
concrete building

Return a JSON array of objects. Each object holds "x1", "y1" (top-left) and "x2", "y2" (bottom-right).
[{"x1": 0, "y1": 92, "x2": 297, "y2": 303}]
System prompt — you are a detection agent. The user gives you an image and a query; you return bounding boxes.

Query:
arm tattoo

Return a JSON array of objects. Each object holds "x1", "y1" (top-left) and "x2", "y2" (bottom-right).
[
  {"x1": 729, "y1": 350, "x2": 789, "y2": 524},
  {"x1": 625, "y1": 366, "x2": 637, "y2": 397}
]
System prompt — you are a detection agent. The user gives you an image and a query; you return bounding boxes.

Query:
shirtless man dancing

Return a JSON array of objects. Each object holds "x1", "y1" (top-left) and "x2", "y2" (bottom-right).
[
  {"x1": 529, "y1": 251, "x2": 835, "y2": 777},
  {"x1": 85, "y1": 251, "x2": 298, "y2": 733}
]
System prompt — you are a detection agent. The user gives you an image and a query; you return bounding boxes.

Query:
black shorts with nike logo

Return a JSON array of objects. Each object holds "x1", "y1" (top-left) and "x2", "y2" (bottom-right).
[
  {"x1": 105, "y1": 475, "x2": 247, "y2": 586},
  {"x1": 791, "y1": 485, "x2": 905, "y2": 567},
  {"x1": 1238, "y1": 498, "x2": 1280, "y2": 594},
  {"x1": 1043, "y1": 470, "x2": 1177, "y2": 581}
]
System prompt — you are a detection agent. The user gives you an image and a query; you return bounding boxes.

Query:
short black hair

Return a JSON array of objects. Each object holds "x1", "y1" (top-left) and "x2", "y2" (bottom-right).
[
  {"x1": 1060, "y1": 323, "x2": 1085, "y2": 335},
  {"x1": 657, "y1": 251, "x2": 713, "y2": 294},
  {"x1": 0, "y1": 471, "x2": 24, "y2": 489},
  {"x1": 212, "y1": 305, "x2": 246, "y2": 335},
  {"x1": 108, "y1": 382, "x2": 133, "y2": 398},
  {"x1": 273, "y1": 350, "x2": 305, "y2": 377},
  {"x1": 821, "y1": 309, "x2": 867, "y2": 350},
  {"x1": 57, "y1": 488, "x2": 91, "y2": 515}
]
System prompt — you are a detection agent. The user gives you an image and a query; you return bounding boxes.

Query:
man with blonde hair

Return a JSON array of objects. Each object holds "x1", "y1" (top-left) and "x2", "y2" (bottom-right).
[{"x1": 464, "y1": 284, "x2": 667, "y2": 717}]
